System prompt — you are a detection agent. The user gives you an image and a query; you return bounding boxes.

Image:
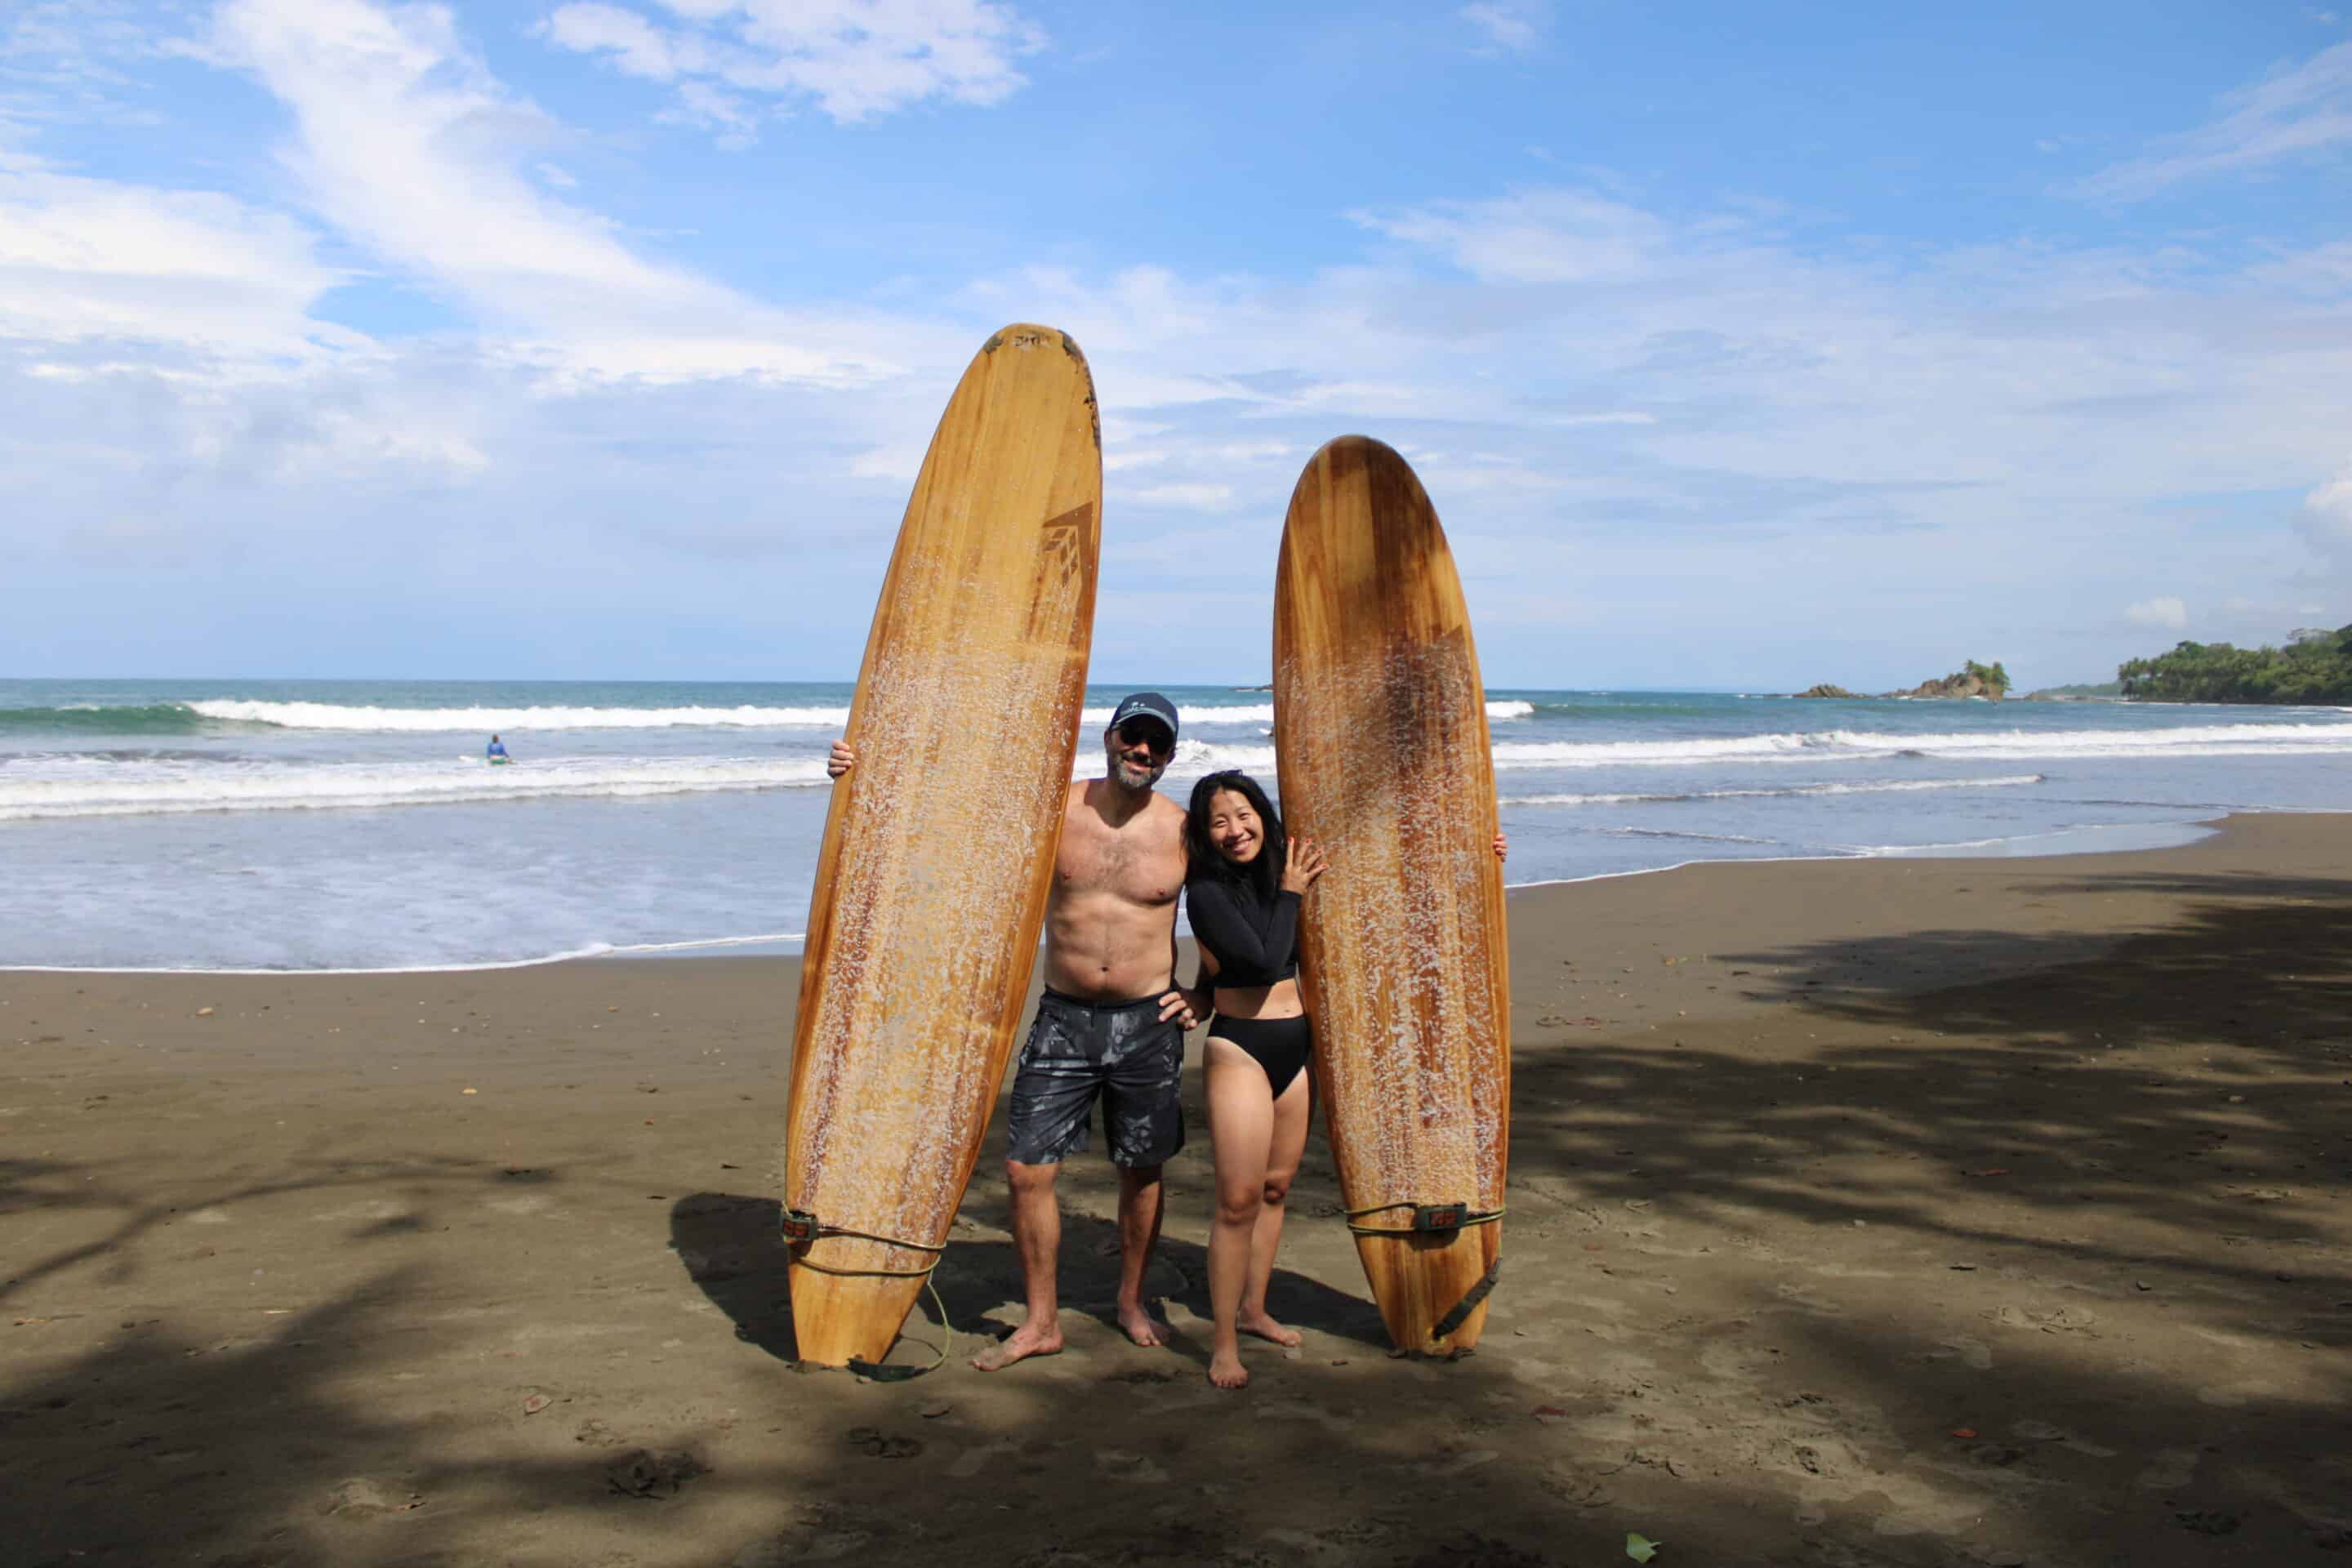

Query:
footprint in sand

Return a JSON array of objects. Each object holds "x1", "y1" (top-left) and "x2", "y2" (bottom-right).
[
  {"x1": 1931, "y1": 1336, "x2": 1994, "y2": 1370},
  {"x1": 1094, "y1": 1449, "x2": 1169, "y2": 1482},
  {"x1": 2137, "y1": 1447, "x2": 2199, "y2": 1490},
  {"x1": 946, "y1": 1440, "x2": 1019, "y2": 1478},
  {"x1": 1257, "y1": 1396, "x2": 1352, "y2": 1433},
  {"x1": 2011, "y1": 1419, "x2": 2117, "y2": 1457},
  {"x1": 323, "y1": 1477, "x2": 423, "y2": 1518}
]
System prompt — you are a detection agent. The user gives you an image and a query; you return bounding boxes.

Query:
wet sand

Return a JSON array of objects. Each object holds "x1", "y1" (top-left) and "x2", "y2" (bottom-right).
[{"x1": 3, "y1": 813, "x2": 2348, "y2": 1566}]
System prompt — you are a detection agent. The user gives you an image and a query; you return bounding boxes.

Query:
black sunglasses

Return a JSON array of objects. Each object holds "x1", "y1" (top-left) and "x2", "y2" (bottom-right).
[{"x1": 1115, "y1": 719, "x2": 1174, "y2": 752}]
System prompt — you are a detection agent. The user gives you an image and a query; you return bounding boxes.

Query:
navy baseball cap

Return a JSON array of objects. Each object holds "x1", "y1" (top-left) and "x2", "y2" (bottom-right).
[{"x1": 1108, "y1": 691, "x2": 1179, "y2": 743}]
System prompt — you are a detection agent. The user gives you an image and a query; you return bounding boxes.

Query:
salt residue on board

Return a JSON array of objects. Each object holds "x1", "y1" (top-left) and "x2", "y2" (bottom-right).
[{"x1": 1278, "y1": 635, "x2": 1508, "y2": 1217}]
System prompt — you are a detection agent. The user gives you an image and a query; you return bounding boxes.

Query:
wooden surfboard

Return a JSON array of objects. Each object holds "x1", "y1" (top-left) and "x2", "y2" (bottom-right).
[
  {"x1": 1272, "y1": 435, "x2": 1510, "y2": 1356},
  {"x1": 783, "y1": 324, "x2": 1100, "y2": 1368}
]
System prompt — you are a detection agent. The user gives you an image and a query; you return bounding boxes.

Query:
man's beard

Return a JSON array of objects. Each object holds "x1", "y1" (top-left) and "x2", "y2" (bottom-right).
[{"x1": 1111, "y1": 755, "x2": 1165, "y2": 791}]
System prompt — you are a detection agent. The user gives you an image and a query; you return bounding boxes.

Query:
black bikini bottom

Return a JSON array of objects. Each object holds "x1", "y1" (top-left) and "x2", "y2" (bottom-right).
[{"x1": 1209, "y1": 1013, "x2": 1312, "y2": 1095}]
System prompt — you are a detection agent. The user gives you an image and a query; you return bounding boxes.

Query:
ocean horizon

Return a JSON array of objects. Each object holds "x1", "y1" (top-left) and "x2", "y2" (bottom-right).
[{"x1": 4, "y1": 676, "x2": 2346, "y2": 973}]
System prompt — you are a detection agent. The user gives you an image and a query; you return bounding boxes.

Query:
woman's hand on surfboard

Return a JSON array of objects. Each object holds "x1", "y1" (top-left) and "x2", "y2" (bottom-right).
[
  {"x1": 826, "y1": 740, "x2": 855, "y2": 779},
  {"x1": 1494, "y1": 831, "x2": 1508, "y2": 862},
  {"x1": 1156, "y1": 987, "x2": 1204, "y2": 1029},
  {"x1": 1282, "y1": 836, "x2": 1328, "y2": 895}
]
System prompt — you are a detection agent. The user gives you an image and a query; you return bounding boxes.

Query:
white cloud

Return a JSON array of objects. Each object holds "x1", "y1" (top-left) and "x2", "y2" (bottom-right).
[
  {"x1": 1459, "y1": 2, "x2": 1548, "y2": 54},
  {"x1": 1541, "y1": 411, "x2": 1656, "y2": 428},
  {"x1": 540, "y1": 0, "x2": 1046, "y2": 136},
  {"x1": 0, "y1": 160, "x2": 354, "y2": 359},
  {"x1": 2301, "y1": 461, "x2": 2352, "y2": 559},
  {"x1": 1128, "y1": 481, "x2": 1233, "y2": 510},
  {"x1": 1353, "y1": 189, "x2": 1672, "y2": 284},
  {"x1": 0, "y1": 2, "x2": 169, "y2": 140},
  {"x1": 2125, "y1": 596, "x2": 2190, "y2": 629},
  {"x1": 540, "y1": 2, "x2": 684, "y2": 81},
  {"x1": 202, "y1": 0, "x2": 927, "y2": 386},
  {"x1": 2075, "y1": 41, "x2": 2352, "y2": 199}
]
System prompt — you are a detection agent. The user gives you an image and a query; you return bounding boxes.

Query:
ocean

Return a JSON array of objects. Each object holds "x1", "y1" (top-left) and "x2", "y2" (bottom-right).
[{"x1": 3, "y1": 678, "x2": 2346, "y2": 973}]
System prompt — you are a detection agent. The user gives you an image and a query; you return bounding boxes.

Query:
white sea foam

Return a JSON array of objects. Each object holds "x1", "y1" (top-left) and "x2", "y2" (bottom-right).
[
  {"x1": 1490, "y1": 719, "x2": 2352, "y2": 768},
  {"x1": 189, "y1": 699, "x2": 855, "y2": 731},
  {"x1": 0, "y1": 755, "x2": 834, "y2": 820},
  {"x1": 180, "y1": 696, "x2": 1535, "y2": 733},
  {"x1": 1501, "y1": 773, "x2": 2047, "y2": 807},
  {"x1": 1164, "y1": 739, "x2": 1279, "y2": 773},
  {"x1": 1080, "y1": 699, "x2": 1532, "y2": 726}
]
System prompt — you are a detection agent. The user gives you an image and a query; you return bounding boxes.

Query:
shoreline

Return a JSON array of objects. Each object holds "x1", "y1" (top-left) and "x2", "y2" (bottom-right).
[{"x1": 0, "y1": 813, "x2": 2254, "y2": 978}]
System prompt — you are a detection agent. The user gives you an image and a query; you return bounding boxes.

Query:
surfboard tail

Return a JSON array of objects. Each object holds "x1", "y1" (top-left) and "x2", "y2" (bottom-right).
[
  {"x1": 784, "y1": 1258, "x2": 931, "y2": 1369},
  {"x1": 1350, "y1": 1222, "x2": 1503, "y2": 1355}
]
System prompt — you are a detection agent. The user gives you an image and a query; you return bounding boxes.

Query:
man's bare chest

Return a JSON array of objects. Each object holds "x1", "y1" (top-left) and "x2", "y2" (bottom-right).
[{"x1": 1057, "y1": 823, "x2": 1183, "y2": 906}]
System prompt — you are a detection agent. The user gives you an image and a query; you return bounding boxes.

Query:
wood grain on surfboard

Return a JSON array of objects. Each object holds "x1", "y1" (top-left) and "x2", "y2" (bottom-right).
[
  {"x1": 784, "y1": 324, "x2": 1100, "y2": 1368},
  {"x1": 1272, "y1": 434, "x2": 1510, "y2": 1356}
]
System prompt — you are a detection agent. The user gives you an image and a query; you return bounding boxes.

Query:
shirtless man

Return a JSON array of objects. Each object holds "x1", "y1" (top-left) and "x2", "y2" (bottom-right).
[{"x1": 826, "y1": 692, "x2": 1199, "y2": 1370}]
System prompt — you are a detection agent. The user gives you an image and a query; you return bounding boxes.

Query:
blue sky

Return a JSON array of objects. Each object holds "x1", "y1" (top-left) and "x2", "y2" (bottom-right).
[{"x1": 4, "y1": 1, "x2": 2350, "y2": 688}]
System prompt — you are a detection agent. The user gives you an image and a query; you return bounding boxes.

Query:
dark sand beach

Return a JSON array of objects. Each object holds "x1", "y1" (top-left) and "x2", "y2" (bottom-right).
[{"x1": 4, "y1": 813, "x2": 2347, "y2": 1566}]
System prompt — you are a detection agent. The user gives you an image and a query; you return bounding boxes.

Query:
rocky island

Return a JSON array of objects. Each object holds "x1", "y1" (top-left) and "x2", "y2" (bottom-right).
[{"x1": 1793, "y1": 661, "x2": 2011, "y2": 700}]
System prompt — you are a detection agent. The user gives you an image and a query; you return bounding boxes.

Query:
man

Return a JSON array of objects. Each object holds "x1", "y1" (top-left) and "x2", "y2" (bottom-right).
[
  {"x1": 826, "y1": 692, "x2": 1200, "y2": 1370},
  {"x1": 486, "y1": 734, "x2": 509, "y2": 763}
]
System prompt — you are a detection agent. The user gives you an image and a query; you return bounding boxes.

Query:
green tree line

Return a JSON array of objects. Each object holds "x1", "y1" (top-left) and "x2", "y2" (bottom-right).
[{"x1": 2118, "y1": 624, "x2": 2352, "y2": 703}]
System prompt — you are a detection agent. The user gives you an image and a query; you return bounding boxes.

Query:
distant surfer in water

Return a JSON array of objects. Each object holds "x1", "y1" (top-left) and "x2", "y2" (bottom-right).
[
  {"x1": 486, "y1": 734, "x2": 508, "y2": 763},
  {"x1": 1184, "y1": 771, "x2": 1508, "y2": 1389},
  {"x1": 826, "y1": 691, "x2": 1203, "y2": 1370}
]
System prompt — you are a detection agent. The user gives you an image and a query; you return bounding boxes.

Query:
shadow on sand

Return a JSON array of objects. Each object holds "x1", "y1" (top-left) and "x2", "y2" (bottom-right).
[{"x1": 666, "y1": 1190, "x2": 1396, "y2": 1371}]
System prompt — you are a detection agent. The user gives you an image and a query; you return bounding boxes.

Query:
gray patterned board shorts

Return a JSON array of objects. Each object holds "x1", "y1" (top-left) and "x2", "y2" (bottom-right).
[{"x1": 1006, "y1": 989, "x2": 1186, "y2": 1169}]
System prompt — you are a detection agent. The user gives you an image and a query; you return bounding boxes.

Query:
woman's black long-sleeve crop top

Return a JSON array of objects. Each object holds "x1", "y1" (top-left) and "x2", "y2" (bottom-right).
[{"x1": 1186, "y1": 875, "x2": 1300, "y2": 988}]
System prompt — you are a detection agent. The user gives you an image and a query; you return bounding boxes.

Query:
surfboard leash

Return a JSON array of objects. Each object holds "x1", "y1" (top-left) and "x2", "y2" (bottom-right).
[
  {"x1": 1432, "y1": 1258, "x2": 1503, "y2": 1343},
  {"x1": 1342, "y1": 1200, "x2": 1506, "y2": 1236},
  {"x1": 782, "y1": 1209, "x2": 954, "y2": 1380}
]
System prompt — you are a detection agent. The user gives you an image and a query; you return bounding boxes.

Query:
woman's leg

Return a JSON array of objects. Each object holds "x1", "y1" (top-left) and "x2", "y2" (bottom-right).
[
  {"x1": 1237, "y1": 1062, "x2": 1311, "y2": 1347},
  {"x1": 1203, "y1": 1037, "x2": 1274, "y2": 1389}
]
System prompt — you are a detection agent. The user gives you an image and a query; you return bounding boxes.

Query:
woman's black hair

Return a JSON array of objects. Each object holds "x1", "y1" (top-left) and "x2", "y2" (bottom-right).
[{"x1": 1184, "y1": 770, "x2": 1287, "y2": 902}]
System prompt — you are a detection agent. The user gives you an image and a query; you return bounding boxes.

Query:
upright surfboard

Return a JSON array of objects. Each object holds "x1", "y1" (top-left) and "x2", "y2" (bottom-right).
[
  {"x1": 1272, "y1": 436, "x2": 1510, "y2": 1356},
  {"x1": 784, "y1": 325, "x2": 1101, "y2": 1368}
]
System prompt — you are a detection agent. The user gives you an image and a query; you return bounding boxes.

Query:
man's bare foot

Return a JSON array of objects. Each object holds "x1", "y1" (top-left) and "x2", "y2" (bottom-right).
[
  {"x1": 1116, "y1": 1300, "x2": 1170, "y2": 1348},
  {"x1": 1208, "y1": 1348, "x2": 1250, "y2": 1389},
  {"x1": 1236, "y1": 1309, "x2": 1302, "y2": 1348},
  {"x1": 969, "y1": 1320, "x2": 1063, "y2": 1372}
]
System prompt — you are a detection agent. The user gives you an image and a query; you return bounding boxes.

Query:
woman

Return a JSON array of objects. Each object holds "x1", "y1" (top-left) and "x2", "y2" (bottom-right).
[
  {"x1": 1183, "y1": 772, "x2": 1512, "y2": 1390},
  {"x1": 1183, "y1": 769, "x2": 1324, "y2": 1390}
]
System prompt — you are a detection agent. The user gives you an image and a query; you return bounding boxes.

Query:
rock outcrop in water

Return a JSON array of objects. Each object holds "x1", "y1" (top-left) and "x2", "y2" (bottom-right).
[
  {"x1": 1891, "y1": 668, "x2": 2006, "y2": 701},
  {"x1": 1790, "y1": 661, "x2": 2011, "y2": 700}
]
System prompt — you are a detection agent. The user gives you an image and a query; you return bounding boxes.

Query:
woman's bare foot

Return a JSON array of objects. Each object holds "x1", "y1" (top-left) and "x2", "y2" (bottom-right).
[
  {"x1": 1208, "y1": 1348, "x2": 1250, "y2": 1389},
  {"x1": 1236, "y1": 1309, "x2": 1302, "y2": 1348},
  {"x1": 969, "y1": 1319, "x2": 1063, "y2": 1372},
  {"x1": 1116, "y1": 1299, "x2": 1170, "y2": 1348}
]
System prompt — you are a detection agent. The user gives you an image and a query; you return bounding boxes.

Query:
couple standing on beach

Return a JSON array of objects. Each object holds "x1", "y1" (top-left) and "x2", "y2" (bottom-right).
[{"x1": 829, "y1": 693, "x2": 1502, "y2": 1389}]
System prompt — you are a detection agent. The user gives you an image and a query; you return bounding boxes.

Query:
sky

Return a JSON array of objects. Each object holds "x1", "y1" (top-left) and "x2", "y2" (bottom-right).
[{"x1": 3, "y1": 1, "x2": 2350, "y2": 690}]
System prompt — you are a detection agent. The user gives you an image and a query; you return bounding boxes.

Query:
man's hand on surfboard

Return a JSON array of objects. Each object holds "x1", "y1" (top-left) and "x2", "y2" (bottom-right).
[
  {"x1": 1495, "y1": 831, "x2": 1508, "y2": 862},
  {"x1": 1156, "y1": 987, "x2": 1205, "y2": 1029},
  {"x1": 826, "y1": 740, "x2": 854, "y2": 779}
]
